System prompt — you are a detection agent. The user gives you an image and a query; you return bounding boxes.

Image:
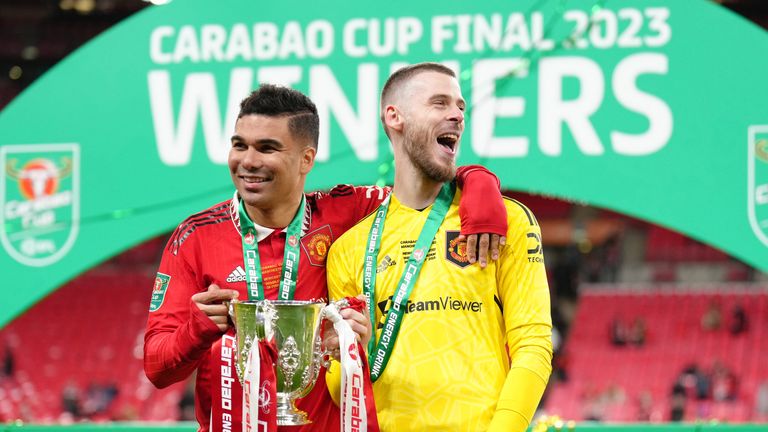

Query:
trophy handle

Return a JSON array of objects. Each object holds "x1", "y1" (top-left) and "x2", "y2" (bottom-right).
[
  {"x1": 317, "y1": 299, "x2": 353, "y2": 369},
  {"x1": 298, "y1": 299, "x2": 350, "y2": 391},
  {"x1": 229, "y1": 300, "x2": 278, "y2": 384},
  {"x1": 227, "y1": 300, "x2": 246, "y2": 384}
]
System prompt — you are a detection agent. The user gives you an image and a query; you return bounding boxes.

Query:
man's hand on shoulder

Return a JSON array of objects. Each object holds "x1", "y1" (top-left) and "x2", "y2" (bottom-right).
[
  {"x1": 455, "y1": 165, "x2": 508, "y2": 268},
  {"x1": 458, "y1": 233, "x2": 506, "y2": 268}
]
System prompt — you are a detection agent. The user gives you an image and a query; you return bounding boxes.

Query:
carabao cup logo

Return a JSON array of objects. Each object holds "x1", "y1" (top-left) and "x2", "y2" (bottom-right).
[
  {"x1": 748, "y1": 126, "x2": 768, "y2": 248},
  {"x1": 1, "y1": 144, "x2": 80, "y2": 266}
]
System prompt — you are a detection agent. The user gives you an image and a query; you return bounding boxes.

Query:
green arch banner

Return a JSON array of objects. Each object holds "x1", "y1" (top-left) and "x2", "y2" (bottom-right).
[{"x1": 1, "y1": 0, "x2": 767, "y2": 327}]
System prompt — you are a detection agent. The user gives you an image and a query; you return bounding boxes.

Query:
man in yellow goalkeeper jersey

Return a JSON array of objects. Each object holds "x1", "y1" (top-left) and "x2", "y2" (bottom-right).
[{"x1": 325, "y1": 62, "x2": 553, "y2": 431}]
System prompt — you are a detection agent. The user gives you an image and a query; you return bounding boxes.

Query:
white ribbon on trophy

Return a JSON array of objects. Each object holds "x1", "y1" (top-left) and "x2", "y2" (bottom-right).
[
  {"x1": 323, "y1": 304, "x2": 367, "y2": 432},
  {"x1": 242, "y1": 304, "x2": 275, "y2": 431},
  {"x1": 243, "y1": 340, "x2": 259, "y2": 431}
]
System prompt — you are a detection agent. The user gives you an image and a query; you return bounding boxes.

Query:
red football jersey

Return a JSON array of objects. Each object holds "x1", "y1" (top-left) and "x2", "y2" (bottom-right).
[{"x1": 144, "y1": 185, "x2": 387, "y2": 431}]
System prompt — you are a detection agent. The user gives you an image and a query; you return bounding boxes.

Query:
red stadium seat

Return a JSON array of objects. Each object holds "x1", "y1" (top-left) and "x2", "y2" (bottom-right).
[
  {"x1": 0, "y1": 237, "x2": 182, "y2": 422},
  {"x1": 544, "y1": 289, "x2": 768, "y2": 423}
]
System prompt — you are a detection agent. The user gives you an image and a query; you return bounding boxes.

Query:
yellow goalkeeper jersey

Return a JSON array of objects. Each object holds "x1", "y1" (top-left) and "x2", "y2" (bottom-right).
[{"x1": 326, "y1": 189, "x2": 553, "y2": 432}]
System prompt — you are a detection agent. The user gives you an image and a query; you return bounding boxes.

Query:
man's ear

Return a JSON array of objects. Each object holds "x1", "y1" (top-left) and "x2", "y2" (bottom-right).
[
  {"x1": 300, "y1": 145, "x2": 316, "y2": 175},
  {"x1": 383, "y1": 104, "x2": 404, "y2": 133}
]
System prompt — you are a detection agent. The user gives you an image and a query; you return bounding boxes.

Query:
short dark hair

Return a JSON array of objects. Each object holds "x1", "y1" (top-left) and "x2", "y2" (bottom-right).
[
  {"x1": 238, "y1": 84, "x2": 319, "y2": 149},
  {"x1": 379, "y1": 63, "x2": 457, "y2": 138},
  {"x1": 380, "y1": 62, "x2": 456, "y2": 110}
]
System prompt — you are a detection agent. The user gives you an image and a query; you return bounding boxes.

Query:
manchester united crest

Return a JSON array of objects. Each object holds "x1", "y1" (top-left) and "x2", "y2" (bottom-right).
[
  {"x1": 445, "y1": 230, "x2": 470, "y2": 268},
  {"x1": 301, "y1": 224, "x2": 333, "y2": 267},
  {"x1": 259, "y1": 381, "x2": 271, "y2": 414}
]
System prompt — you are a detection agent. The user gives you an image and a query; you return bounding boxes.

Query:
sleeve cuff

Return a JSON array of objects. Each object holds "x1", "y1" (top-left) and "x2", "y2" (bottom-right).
[{"x1": 180, "y1": 299, "x2": 226, "y2": 355}]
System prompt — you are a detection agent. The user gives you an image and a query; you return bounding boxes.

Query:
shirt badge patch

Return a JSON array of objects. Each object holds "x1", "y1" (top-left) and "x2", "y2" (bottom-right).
[
  {"x1": 300, "y1": 224, "x2": 333, "y2": 267},
  {"x1": 149, "y1": 272, "x2": 171, "y2": 312},
  {"x1": 445, "y1": 230, "x2": 470, "y2": 268}
]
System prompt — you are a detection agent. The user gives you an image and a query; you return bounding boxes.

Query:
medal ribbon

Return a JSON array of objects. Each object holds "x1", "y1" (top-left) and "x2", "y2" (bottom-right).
[
  {"x1": 238, "y1": 195, "x2": 305, "y2": 301},
  {"x1": 362, "y1": 183, "x2": 454, "y2": 381}
]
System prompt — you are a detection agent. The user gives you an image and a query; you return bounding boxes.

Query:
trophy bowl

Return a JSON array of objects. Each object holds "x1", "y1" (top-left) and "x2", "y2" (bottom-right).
[{"x1": 230, "y1": 299, "x2": 325, "y2": 426}]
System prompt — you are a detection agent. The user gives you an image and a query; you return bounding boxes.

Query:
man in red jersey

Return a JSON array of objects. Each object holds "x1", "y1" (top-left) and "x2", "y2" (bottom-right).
[{"x1": 143, "y1": 84, "x2": 507, "y2": 432}]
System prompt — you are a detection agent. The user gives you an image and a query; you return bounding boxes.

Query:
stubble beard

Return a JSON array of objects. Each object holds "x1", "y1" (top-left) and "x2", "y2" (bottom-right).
[{"x1": 403, "y1": 124, "x2": 456, "y2": 183}]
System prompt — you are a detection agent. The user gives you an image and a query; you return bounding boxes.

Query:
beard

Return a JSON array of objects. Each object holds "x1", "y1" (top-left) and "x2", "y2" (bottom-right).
[{"x1": 403, "y1": 123, "x2": 456, "y2": 183}]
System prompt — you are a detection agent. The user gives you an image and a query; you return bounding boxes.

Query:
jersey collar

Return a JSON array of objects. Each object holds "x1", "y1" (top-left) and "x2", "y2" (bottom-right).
[{"x1": 229, "y1": 191, "x2": 311, "y2": 241}]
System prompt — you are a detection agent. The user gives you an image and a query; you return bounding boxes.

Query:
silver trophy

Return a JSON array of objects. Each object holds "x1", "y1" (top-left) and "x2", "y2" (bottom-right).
[{"x1": 229, "y1": 299, "x2": 326, "y2": 426}]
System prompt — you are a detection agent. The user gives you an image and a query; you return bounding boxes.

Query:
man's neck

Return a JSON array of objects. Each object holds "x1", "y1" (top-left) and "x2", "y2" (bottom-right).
[
  {"x1": 243, "y1": 194, "x2": 303, "y2": 229},
  {"x1": 392, "y1": 158, "x2": 443, "y2": 210}
]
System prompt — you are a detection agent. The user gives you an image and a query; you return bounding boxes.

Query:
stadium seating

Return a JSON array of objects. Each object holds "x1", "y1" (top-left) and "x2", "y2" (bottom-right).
[
  {"x1": 0, "y1": 236, "x2": 184, "y2": 423},
  {"x1": 545, "y1": 288, "x2": 768, "y2": 422},
  {"x1": 645, "y1": 226, "x2": 729, "y2": 263}
]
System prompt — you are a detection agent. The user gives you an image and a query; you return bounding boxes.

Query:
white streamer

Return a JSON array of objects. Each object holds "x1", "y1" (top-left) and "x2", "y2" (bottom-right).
[
  {"x1": 324, "y1": 304, "x2": 367, "y2": 432},
  {"x1": 242, "y1": 341, "x2": 260, "y2": 431}
]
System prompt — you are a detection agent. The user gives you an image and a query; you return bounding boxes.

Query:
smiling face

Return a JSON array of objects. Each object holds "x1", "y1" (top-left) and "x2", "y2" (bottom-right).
[
  {"x1": 386, "y1": 70, "x2": 465, "y2": 183},
  {"x1": 228, "y1": 114, "x2": 315, "y2": 219}
]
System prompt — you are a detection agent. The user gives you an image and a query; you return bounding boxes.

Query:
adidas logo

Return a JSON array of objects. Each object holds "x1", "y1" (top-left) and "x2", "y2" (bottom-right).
[
  {"x1": 377, "y1": 255, "x2": 395, "y2": 273},
  {"x1": 227, "y1": 266, "x2": 246, "y2": 283}
]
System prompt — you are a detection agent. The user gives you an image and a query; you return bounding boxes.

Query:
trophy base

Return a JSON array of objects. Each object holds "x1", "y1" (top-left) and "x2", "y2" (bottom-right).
[{"x1": 276, "y1": 396, "x2": 311, "y2": 426}]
